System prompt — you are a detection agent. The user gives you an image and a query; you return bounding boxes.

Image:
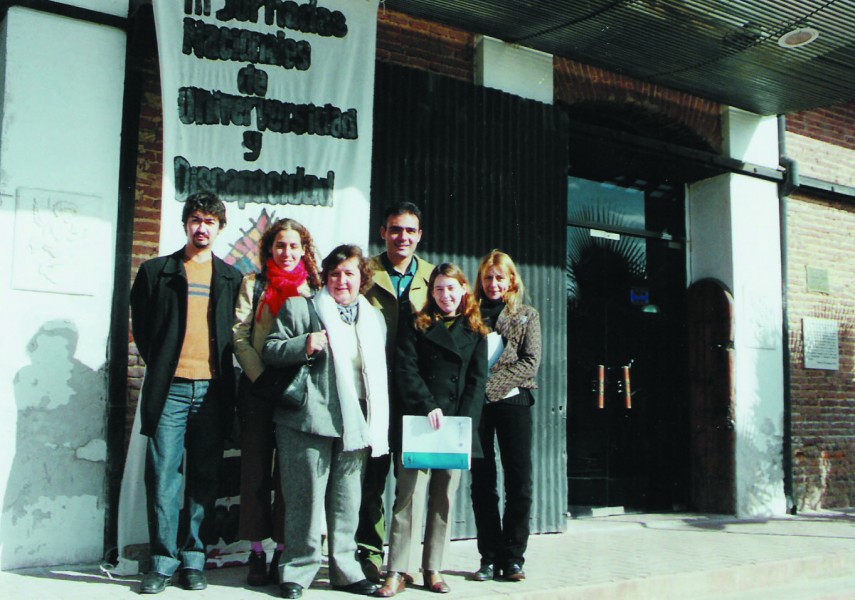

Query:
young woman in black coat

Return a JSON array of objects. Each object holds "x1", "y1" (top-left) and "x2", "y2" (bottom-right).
[{"x1": 375, "y1": 263, "x2": 489, "y2": 597}]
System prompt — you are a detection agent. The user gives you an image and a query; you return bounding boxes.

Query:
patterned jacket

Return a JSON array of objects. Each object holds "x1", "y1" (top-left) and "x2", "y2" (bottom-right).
[{"x1": 486, "y1": 304, "x2": 542, "y2": 402}]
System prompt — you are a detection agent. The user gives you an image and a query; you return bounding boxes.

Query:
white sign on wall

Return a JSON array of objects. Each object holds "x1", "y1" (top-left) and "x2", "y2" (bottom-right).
[
  {"x1": 153, "y1": 0, "x2": 379, "y2": 261},
  {"x1": 803, "y1": 317, "x2": 839, "y2": 370}
]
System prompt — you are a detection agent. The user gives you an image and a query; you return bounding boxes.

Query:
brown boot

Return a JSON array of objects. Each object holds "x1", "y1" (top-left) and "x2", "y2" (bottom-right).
[{"x1": 373, "y1": 572, "x2": 407, "y2": 597}]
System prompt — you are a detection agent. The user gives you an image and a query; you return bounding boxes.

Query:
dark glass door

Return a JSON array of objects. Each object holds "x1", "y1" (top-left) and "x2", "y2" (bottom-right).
[{"x1": 566, "y1": 176, "x2": 689, "y2": 516}]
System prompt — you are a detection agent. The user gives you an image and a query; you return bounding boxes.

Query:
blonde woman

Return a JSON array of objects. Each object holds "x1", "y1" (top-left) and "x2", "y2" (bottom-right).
[{"x1": 470, "y1": 250, "x2": 542, "y2": 583}]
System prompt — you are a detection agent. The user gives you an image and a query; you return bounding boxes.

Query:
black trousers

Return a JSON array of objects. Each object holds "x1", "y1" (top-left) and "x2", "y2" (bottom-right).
[{"x1": 470, "y1": 402, "x2": 533, "y2": 567}]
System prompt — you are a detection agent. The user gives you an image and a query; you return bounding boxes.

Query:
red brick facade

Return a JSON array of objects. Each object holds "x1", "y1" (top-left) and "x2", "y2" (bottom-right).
[
  {"x1": 787, "y1": 195, "x2": 855, "y2": 509},
  {"x1": 554, "y1": 57, "x2": 722, "y2": 152},
  {"x1": 376, "y1": 8, "x2": 474, "y2": 81},
  {"x1": 788, "y1": 104, "x2": 855, "y2": 152},
  {"x1": 126, "y1": 50, "x2": 163, "y2": 446}
]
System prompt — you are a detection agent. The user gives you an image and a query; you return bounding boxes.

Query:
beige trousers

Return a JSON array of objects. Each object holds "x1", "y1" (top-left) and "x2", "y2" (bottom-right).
[{"x1": 386, "y1": 454, "x2": 462, "y2": 573}]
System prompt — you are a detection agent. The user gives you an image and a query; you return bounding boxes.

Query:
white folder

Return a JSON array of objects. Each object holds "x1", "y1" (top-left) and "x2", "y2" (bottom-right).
[{"x1": 401, "y1": 415, "x2": 472, "y2": 470}]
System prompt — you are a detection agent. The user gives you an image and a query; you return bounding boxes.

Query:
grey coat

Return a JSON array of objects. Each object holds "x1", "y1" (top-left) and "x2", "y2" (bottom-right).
[{"x1": 262, "y1": 296, "x2": 345, "y2": 437}]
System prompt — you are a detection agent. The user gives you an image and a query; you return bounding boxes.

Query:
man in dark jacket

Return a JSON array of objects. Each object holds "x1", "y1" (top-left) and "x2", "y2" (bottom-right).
[{"x1": 130, "y1": 191, "x2": 242, "y2": 594}]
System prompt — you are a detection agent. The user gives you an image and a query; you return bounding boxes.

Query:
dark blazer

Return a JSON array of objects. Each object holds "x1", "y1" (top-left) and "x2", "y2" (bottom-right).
[
  {"x1": 130, "y1": 248, "x2": 243, "y2": 436},
  {"x1": 394, "y1": 315, "x2": 488, "y2": 457}
]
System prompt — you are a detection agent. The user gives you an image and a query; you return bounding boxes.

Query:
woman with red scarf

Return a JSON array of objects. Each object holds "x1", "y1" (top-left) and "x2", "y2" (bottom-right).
[{"x1": 232, "y1": 218, "x2": 322, "y2": 586}]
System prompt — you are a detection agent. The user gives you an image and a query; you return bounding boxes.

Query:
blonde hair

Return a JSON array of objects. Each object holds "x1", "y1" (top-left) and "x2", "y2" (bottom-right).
[
  {"x1": 415, "y1": 263, "x2": 490, "y2": 336},
  {"x1": 475, "y1": 250, "x2": 526, "y2": 314}
]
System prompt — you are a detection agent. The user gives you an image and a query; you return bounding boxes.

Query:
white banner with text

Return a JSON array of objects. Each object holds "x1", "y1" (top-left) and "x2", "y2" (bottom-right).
[{"x1": 153, "y1": 0, "x2": 379, "y2": 263}]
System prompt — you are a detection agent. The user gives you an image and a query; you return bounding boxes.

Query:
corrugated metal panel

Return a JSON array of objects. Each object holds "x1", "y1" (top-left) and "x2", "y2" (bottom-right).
[{"x1": 371, "y1": 63, "x2": 568, "y2": 537}]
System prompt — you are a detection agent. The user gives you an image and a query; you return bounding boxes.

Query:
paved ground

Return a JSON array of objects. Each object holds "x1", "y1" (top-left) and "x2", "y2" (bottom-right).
[{"x1": 2, "y1": 510, "x2": 855, "y2": 599}]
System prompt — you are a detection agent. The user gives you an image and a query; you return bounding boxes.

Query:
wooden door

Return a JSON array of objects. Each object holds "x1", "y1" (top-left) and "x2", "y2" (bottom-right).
[{"x1": 687, "y1": 278, "x2": 735, "y2": 514}]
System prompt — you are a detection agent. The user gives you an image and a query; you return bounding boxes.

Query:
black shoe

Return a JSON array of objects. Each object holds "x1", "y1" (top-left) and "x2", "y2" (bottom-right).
[
  {"x1": 269, "y1": 549, "x2": 282, "y2": 585},
  {"x1": 334, "y1": 578, "x2": 381, "y2": 595},
  {"x1": 179, "y1": 569, "x2": 208, "y2": 590},
  {"x1": 472, "y1": 563, "x2": 495, "y2": 581},
  {"x1": 247, "y1": 550, "x2": 269, "y2": 586},
  {"x1": 280, "y1": 582, "x2": 304, "y2": 599},
  {"x1": 140, "y1": 571, "x2": 170, "y2": 594},
  {"x1": 503, "y1": 563, "x2": 525, "y2": 581},
  {"x1": 360, "y1": 558, "x2": 383, "y2": 583}
]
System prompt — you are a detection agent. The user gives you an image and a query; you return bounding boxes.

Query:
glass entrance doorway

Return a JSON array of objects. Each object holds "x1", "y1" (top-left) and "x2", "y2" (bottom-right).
[{"x1": 566, "y1": 176, "x2": 690, "y2": 516}]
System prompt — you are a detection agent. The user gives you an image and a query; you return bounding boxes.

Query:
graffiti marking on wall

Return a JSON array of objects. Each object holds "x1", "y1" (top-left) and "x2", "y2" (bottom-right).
[{"x1": 12, "y1": 188, "x2": 106, "y2": 296}]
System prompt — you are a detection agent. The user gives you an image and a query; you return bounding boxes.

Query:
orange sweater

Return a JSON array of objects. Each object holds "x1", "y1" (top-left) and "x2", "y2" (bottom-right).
[{"x1": 175, "y1": 258, "x2": 215, "y2": 380}]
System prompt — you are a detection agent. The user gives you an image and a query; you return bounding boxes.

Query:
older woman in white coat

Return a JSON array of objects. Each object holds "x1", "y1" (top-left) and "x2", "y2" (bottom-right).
[{"x1": 263, "y1": 244, "x2": 389, "y2": 599}]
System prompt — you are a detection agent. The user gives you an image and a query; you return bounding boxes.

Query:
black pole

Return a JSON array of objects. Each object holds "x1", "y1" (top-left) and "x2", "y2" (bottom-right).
[
  {"x1": 103, "y1": 2, "x2": 154, "y2": 560},
  {"x1": 777, "y1": 114, "x2": 797, "y2": 515}
]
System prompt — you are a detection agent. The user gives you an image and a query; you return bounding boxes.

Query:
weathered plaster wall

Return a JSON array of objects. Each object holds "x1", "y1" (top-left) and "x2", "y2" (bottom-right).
[{"x1": 0, "y1": 2, "x2": 127, "y2": 569}]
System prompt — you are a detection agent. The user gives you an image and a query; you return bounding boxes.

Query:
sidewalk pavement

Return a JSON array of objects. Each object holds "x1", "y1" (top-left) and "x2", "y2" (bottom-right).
[{"x1": 2, "y1": 510, "x2": 854, "y2": 599}]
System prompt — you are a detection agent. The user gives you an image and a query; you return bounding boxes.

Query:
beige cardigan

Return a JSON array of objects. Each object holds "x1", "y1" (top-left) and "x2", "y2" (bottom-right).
[{"x1": 232, "y1": 273, "x2": 311, "y2": 382}]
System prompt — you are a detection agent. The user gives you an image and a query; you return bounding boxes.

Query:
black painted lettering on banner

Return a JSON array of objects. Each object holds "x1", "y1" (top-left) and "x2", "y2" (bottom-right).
[
  {"x1": 183, "y1": 18, "x2": 311, "y2": 70},
  {"x1": 175, "y1": 156, "x2": 335, "y2": 208},
  {"x1": 213, "y1": 0, "x2": 348, "y2": 38},
  {"x1": 178, "y1": 86, "x2": 358, "y2": 140},
  {"x1": 173, "y1": 0, "x2": 360, "y2": 206}
]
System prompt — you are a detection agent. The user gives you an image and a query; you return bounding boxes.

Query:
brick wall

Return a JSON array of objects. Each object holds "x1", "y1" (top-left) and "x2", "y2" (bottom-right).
[
  {"x1": 787, "y1": 193, "x2": 855, "y2": 509},
  {"x1": 554, "y1": 57, "x2": 722, "y2": 152},
  {"x1": 788, "y1": 103, "x2": 855, "y2": 151},
  {"x1": 126, "y1": 49, "x2": 163, "y2": 447},
  {"x1": 376, "y1": 8, "x2": 474, "y2": 81}
]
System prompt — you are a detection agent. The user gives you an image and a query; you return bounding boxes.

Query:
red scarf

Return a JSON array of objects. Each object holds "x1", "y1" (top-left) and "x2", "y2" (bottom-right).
[{"x1": 257, "y1": 258, "x2": 308, "y2": 321}]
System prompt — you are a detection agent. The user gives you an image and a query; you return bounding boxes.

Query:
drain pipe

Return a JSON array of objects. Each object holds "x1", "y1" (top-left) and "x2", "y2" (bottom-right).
[{"x1": 778, "y1": 114, "x2": 798, "y2": 515}]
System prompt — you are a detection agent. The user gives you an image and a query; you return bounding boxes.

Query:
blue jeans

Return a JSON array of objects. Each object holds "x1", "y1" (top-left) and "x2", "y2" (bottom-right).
[{"x1": 145, "y1": 379, "x2": 224, "y2": 575}]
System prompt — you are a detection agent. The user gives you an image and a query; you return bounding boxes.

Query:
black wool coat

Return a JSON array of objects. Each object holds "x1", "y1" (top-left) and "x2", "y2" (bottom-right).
[
  {"x1": 394, "y1": 315, "x2": 488, "y2": 458},
  {"x1": 130, "y1": 248, "x2": 243, "y2": 436}
]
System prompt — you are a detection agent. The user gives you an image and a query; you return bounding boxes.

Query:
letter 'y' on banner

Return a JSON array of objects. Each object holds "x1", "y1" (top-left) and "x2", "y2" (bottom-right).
[{"x1": 152, "y1": 0, "x2": 379, "y2": 260}]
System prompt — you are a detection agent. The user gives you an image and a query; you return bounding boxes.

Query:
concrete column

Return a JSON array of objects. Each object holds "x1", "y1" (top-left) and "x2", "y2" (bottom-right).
[
  {"x1": 0, "y1": 3, "x2": 127, "y2": 569},
  {"x1": 687, "y1": 108, "x2": 786, "y2": 517}
]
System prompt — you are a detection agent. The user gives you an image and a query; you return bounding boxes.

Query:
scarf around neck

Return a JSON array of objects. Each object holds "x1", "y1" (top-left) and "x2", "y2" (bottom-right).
[
  {"x1": 315, "y1": 288, "x2": 390, "y2": 457},
  {"x1": 258, "y1": 258, "x2": 308, "y2": 321}
]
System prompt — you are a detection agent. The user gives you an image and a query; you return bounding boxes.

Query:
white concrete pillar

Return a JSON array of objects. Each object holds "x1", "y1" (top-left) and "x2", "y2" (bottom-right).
[
  {"x1": 687, "y1": 108, "x2": 786, "y2": 517},
  {"x1": 0, "y1": 2, "x2": 127, "y2": 569}
]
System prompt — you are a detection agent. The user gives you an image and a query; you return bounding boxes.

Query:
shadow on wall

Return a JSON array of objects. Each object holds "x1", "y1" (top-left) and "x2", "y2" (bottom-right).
[{"x1": 1, "y1": 320, "x2": 107, "y2": 570}]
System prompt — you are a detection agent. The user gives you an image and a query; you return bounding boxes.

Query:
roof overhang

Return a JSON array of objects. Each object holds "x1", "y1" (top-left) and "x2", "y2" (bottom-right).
[{"x1": 385, "y1": 0, "x2": 855, "y2": 115}]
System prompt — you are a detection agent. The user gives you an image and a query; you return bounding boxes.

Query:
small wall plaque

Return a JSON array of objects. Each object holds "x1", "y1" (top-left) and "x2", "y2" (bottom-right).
[
  {"x1": 806, "y1": 266, "x2": 830, "y2": 294},
  {"x1": 803, "y1": 317, "x2": 839, "y2": 370}
]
